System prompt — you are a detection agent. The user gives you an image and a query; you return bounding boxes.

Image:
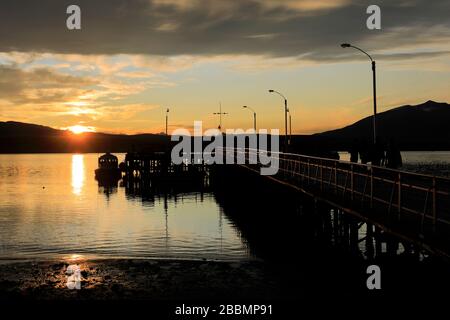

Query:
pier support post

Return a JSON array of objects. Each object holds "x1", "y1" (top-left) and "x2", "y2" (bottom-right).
[
  {"x1": 342, "y1": 214, "x2": 350, "y2": 249},
  {"x1": 374, "y1": 226, "x2": 382, "y2": 256},
  {"x1": 365, "y1": 223, "x2": 375, "y2": 260},
  {"x1": 333, "y1": 209, "x2": 339, "y2": 244},
  {"x1": 349, "y1": 217, "x2": 359, "y2": 253}
]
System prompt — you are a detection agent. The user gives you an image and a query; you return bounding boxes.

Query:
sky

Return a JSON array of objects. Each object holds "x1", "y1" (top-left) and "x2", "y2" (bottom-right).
[{"x1": 0, "y1": 0, "x2": 449, "y2": 135}]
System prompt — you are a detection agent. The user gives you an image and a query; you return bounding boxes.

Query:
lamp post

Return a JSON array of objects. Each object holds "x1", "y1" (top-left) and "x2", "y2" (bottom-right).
[
  {"x1": 242, "y1": 106, "x2": 256, "y2": 131},
  {"x1": 341, "y1": 43, "x2": 378, "y2": 144},
  {"x1": 269, "y1": 90, "x2": 288, "y2": 152},
  {"x1": 165, "y1": 108, "x2": 169, "y2": 135}
]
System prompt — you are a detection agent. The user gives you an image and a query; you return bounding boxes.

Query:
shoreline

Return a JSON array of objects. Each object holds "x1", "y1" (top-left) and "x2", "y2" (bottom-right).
[
  {"x1": 0, "y1": 255, "x2": 260, "y2": 265},
  {"x1": 0, "y1": 258, "x2": 286, "y2": 301}
]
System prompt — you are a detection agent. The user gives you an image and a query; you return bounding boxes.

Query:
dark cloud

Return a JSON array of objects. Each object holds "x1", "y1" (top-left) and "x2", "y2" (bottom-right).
[{"x1": 0, "y1": 0, "x2": 449, "y2": 61}]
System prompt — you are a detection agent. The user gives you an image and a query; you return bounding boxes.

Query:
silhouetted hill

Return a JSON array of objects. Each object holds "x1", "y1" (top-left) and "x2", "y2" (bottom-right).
[
  {"x1": 1, "y1": 100, "x2": 449, "y2": 153},
  {"x1": 0, "y1": 121, "x2": 59, "y2": 136},
  {"x1": 313, "y1": 100, "x2": 450, "y2": 150},
  {"x1": 0, "y1": 121, "x2": 169, "y2": 153}
]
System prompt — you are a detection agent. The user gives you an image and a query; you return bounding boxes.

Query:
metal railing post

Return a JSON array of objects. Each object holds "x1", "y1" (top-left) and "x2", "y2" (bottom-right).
[
  {"x1": 351, "y1": 164, "x2": 354, "y2": 201},
  {"x1": 320, "y1": 160, "x2": 323, "y2": 191},
  {"x1": 432, "y1": 177, "x2": 437, "y2": 233},
  {"x1": 334, "y1": 162, "x2": 338, "y2": 194},
  {"x1": 307, "y1": 159, "x2": 311, "y2": 185},
  {"x1": 398, "y1": 172, "x2": 402, "y2": 221},
  {"x1": 370, "y1": 167, "x2": 374, "y2": 209}
]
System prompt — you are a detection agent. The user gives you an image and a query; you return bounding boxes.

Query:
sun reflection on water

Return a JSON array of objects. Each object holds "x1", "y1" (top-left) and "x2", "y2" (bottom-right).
[
  {"x1": 71, "y1": 154, "x2": 85, "y2": 195},
  {"x1": 66, "y1": 254, "x2": 85, "y2": 262}
]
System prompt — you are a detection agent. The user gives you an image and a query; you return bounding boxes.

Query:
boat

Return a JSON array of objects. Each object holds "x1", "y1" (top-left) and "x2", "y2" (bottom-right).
[{"x1": 95, "y1": 152, "x2": 122, "y2": 181}]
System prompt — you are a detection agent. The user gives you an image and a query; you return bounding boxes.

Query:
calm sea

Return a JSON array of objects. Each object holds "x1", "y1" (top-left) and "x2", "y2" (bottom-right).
[
  {"x1": 1, "y1": 152, "x2": 449, "y2": 263},
  {"x1": 339, "y1": 151, "x2": 450, "y2": 164},
  {"x1": 0, "y1": 154, "x2": 250, "y2": 262}
]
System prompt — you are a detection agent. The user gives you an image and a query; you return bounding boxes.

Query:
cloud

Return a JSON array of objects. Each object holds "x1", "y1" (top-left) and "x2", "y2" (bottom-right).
[
  {"x1": 262, "y1": 0, "x2": 352, "y2": 12},
  {"x1": 0, "y1": 64, "x2": 96, "y2": 105},
  {"x1": 0, "y1": 51, "x2": 179, "y2": 108},
  {"x1": 1, "y1": 0, "x2": 449, "y2": 135},
  {"x1": 0, "y1": 58, "x2": 176, "y2": 131},
  {"x1": 0, "y1": 0, "x2": 448, "y2": 62}
]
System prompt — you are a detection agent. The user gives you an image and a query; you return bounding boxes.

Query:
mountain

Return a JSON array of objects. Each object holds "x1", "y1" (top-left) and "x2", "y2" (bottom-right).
[
  {"x1": 0, "y1": 121, "x2": 169, "y2": 153},
  {"x1": 1, "y1": 100, "x2": 449, "y2": 153},
  {"x1": 0, "y1": 121, "x2": 60, "y2": 136},
  {"x1": 314, "y1": 100, "x2": 450, "y2": 150}
]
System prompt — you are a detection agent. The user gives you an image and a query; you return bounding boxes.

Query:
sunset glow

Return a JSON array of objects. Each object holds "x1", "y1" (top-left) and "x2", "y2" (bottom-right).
[
  {"x1": 0, "y1": 0, "x2": 448, "y2": 135},
  {"x1": 66, "y1": 125, "x2": 96, "y2": 135}
]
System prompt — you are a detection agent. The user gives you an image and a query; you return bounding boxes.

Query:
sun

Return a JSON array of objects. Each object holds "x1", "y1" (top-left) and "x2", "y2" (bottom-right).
[{"x1": 66, "y1": 125, "x2": 95, "y2": 134}]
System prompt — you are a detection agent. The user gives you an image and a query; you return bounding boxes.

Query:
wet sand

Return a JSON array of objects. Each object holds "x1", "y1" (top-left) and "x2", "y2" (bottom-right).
[{"x1": 0, "y1": 259, "x2": 287, "y2": 301}]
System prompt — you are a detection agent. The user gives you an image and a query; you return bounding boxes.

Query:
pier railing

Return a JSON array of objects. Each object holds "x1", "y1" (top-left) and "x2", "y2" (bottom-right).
[{"x1": 217, "y1": 147, "x2": 450, "y2": 254}]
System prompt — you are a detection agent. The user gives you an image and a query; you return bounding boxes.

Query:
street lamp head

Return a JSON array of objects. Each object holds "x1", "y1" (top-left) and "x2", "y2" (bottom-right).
[
  {"x1": 242, "y1": 105, "x2": 247, "y2": 108},
  {"x1": 341, "y1": 43, "x2": 351, "y2": 48},
  {"x1": 268, "y1": 89, "x2": 274, "y2": 93}
]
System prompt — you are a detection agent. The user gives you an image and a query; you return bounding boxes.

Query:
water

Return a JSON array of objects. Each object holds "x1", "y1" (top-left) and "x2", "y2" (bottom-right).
[
  {"x1": 0, "y1": 154, "x2": 250, "y2": 261},
  {"x1": 401, "y1": 151, "x2": 450, "y2": 164},
  {"x1": 2, "y1": 152, "x2": 448, "y2": 262},
  {"x1": 339, "y1": 151, "x2": 450, "y2": 164}
]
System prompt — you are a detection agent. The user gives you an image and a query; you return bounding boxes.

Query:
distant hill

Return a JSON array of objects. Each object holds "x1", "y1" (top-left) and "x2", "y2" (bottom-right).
[
  {"x1": 313, "y1": 100, "x2": 450, "y2": 150},
  {"x1": 1, "y1": 100, "x2": 449, "y2": 153},
  {"x1": 0, "y1": 121, "x2": 59, "y2": 136},
  {"x1": 0, "y1": 121, "x2": 169, "y2": 153}
]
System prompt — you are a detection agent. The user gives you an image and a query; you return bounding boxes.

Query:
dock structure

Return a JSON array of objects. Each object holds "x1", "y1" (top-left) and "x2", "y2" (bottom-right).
[
  {"x1": 122, "y1": 151, "x2": 207, "y2": 185},
  {"x1": 215, "y1": 148, "x2": 450, "y2": 259}
]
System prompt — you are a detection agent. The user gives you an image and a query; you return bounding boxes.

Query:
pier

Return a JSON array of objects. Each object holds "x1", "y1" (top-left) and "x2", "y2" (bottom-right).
[
  {"x1": 121, "y1": 151, "x2": 207, "y2": 189},
  {"x1": 214, "y1": 148, "x2": 450, "y2": 259},
  {"x1": 118, "y1": 147, "x2": 450, "y2": 259}
]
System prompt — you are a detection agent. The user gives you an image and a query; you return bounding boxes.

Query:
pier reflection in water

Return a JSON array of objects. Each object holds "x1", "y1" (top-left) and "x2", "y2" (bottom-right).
[{"x1": 0, "y1": 154, "x2": 248, "y2": 261}]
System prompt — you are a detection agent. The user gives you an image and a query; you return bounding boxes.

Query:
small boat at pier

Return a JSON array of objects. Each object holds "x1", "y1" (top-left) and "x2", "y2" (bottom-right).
[{"x1": 95, "y1": 152, "x2": 122, "y2": 181}]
